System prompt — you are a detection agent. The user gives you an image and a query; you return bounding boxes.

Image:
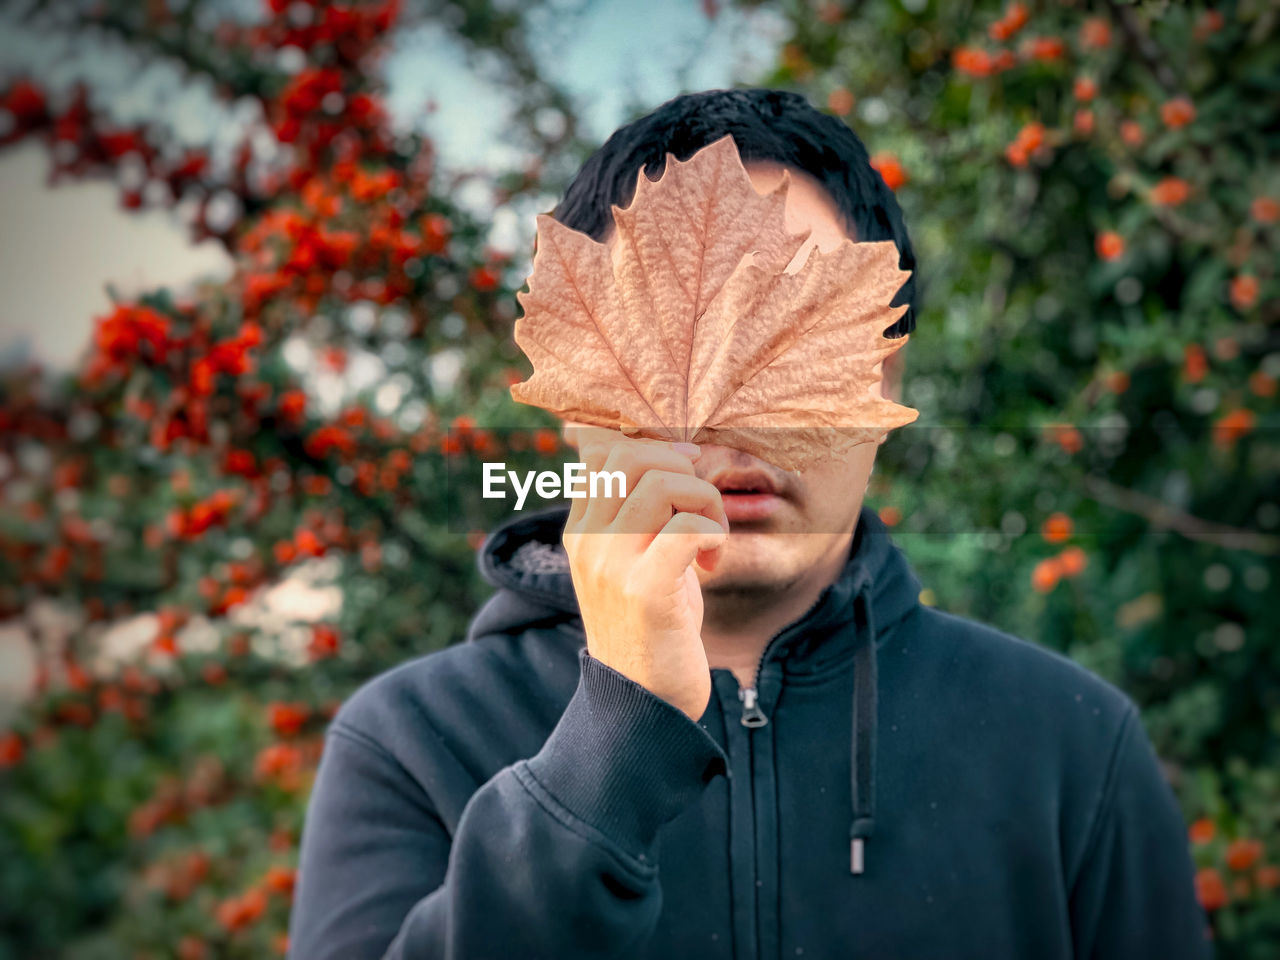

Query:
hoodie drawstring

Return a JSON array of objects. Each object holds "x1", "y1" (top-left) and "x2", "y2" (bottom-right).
[{"x1": 849, "y1": 580, "x2": 877, "y2": 875}]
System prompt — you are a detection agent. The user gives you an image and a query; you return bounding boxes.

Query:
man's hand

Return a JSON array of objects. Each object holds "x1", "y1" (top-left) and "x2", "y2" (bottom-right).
[{"x1": 562, "y1": 426, "x2": 729, "y2": 721}]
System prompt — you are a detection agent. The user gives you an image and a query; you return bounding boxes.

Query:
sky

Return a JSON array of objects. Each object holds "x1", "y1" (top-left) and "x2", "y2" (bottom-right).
[{"x1": 0, "y1": 0, "x2": 785, "y2": 370}]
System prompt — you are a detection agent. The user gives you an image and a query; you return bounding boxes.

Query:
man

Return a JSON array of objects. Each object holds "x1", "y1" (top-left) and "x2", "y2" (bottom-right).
[{"x1": 288, "y1": 89, "x2": 1211, "y2": 959}]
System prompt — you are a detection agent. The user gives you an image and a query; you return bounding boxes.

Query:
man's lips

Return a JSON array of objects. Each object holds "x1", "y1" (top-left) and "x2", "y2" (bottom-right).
[{"x1": 707, "y1": 468, "x2": 787, "y2": 523}]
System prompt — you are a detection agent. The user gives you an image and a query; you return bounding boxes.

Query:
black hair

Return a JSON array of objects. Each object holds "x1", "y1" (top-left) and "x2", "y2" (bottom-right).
[{"x1": 551, "y1": 87, "x2": 917, "y2": 338}]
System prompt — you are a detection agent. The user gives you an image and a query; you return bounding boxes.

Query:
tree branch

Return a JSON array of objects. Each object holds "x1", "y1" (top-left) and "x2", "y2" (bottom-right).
[
  {"x1": 1081, "y1": 474, "x2": 1280, "y2": 555},
  {"x1": 1102, "y1": 0, "x2": 1179, "y2": 94}
]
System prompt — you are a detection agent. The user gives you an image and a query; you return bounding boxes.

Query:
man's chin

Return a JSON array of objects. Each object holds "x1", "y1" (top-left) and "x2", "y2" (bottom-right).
[{"x1": 701, "y1": 531, "x2": 803, "y2": 592}]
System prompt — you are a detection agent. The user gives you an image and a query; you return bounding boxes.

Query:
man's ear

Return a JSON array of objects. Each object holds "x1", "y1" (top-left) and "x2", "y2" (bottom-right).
[
  {"x1": 874, "y1": 348, "x2": 907, "y2": 448},
  {"x1": 881, "y1": 346, "x2": 906, "y2": 403}
]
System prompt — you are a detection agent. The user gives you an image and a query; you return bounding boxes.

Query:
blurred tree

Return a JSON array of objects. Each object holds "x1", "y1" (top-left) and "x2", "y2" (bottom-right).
[
  {"x1": 0, "y1": 0, "x2": 578, "y2": 956},
  {"x1": 730, "y1": 0, "x2": 1278, "y2": 953}
]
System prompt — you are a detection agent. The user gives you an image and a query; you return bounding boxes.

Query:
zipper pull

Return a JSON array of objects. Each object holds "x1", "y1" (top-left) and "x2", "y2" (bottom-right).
[{"x1": 738, "y1": 686, "x2": 769, "y2": 728}]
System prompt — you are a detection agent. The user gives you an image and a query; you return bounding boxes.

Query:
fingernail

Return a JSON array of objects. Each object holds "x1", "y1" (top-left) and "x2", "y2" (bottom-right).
[{"x1": 673, "y1": 442, "x2": 701, "y2": 458}]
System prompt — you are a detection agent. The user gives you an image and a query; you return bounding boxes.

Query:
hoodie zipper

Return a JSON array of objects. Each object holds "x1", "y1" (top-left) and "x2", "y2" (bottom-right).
[
  {"x1": 722, "y1": 591, "x2": 833, "y2": 960},
  {"x1": 723, "y1": 584, "x2": 852, "y2": 960},
  {"x1": 737, "y1": 686, "x2": 768, "y2": 727},
  {"x1": 735, "y1": 588, "x2": 831, "y2": 727}
]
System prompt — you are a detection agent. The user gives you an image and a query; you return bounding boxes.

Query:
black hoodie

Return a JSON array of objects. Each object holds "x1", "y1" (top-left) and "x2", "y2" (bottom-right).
[{"x1": 288, "y1": 505, "x2": 1212, "y2": 960}]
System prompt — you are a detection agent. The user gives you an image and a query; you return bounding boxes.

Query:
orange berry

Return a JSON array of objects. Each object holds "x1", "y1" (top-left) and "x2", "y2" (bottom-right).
[
  {"x1": 65, "y1": 659, "x2": 92, "y2": 691},
  {"x1": 309, "y1": 624, "x2": 341, "y2": 659},
  {"x1": 470, "y1": 429, "x2": 498, "y2": 456},
  {"x1": 1212, "y1": 336, "x2": 1239, "y2": 361},
  {"x1": 988, "y1": 2, "x2": 1029, "y2": 41},
  {"x1": 1104, "y1": 370, "x2": 1130, "y2": 393},
  {"x1": 1048, "y1": 423, "x2": 1083, "y2": 454},
  {"x1": 1182, "y1": 343, "x2": 1208, "y2": 383},
  {"x1": 533, "y1": 428, "x2": 560, "y2": 456},
  {"x1": 1031, "y1": 557, "x2": 1062, "y2": 593},
  {"x1": 992, "y1": 49, "x2": 1017, "y2": 72},
  {"x1": 1079, "y1": 17, "x2": 1111, "y2": 50},
  {"x1": 1151, "y1": 177, "x2": 1191, "y2": 206},
  {"x1": 953, "y1": 46, "x2": 995, "y2": 78},
  {"x1": 1212, "y1": 408, "x2": 1256, "y2": 449},
  {"x1": 870, "y1": 152, "x2": 908, "y2": 191},
  {"x1": 220, "y1": 585, "x2": 248, "y2": 611},
  {"x1": 1095, "y1": 231, "x2": 1124, "y2": 261},
  {"x1": 1251, "y1": 196, "x2": 1280, "y2": 224},
  {"x1": 241, "y1": 886, "x2": 268, "y2": 923},
  {"x1": 1229, "y1": 274, "x2": 1259, "y2": 311},
  {"x1": 263, "y1": 865, "x2": 297, "y2": 896},
  {"x1": 1057, "y1": 545, "x2": 1087, "y2": 577},
  {"x1": 827, "y1": 87, "x2": 855, "y2": 116},
  {"x1": 1119, "y1": 120, "x2": 1143, "y2": 146},
  {"x1": 1248, "y1": 370, "x2": 1276, "y2": 398},
  {"x1": 1041, "y1": 512, "x2": 1073, "y2": 543},
  {"x1": 878, "y1": 505, "x2": 902, "y2": 527},
  {"x1": 0, "y1": 732, "x2": 24, "y2": 768},
  {"x1": 420, "y1": 212, "x2": 451, "y2": 254},
  {"x1": 1017, "y1": 121, "x2": 1045, "y2": 152},
  {"x1": 1195, "y1": 868, "x2": 1228, "y2": 911},
  {"x1": 302, "y1": 474, "x2": 332, "y2": 497},
  {"x1": 1189, "y1": 818, "x2": 1216, "y2": 845},
  {"x1": 1160, "y1": 97, "x2": 1196, "y2": 129},
  {"x1": 1256, "y1": 864, "x2": 1280, "y2": 890},
  {"x1": 470, "y1": 265, "x2": 500, "y2": 292},
  {"x1": 1073, "y1": 76, "x2": 1098, "y2": 102},
  {"x1": 1194, "y1": 10, "x2": 1225, "y2": 40},
  {"x1": 267, "y1": 701, "x2": 309, "y2": 738},
  {"x1": 273, "y1": 540, "x2": 297, "y2": 565},
  {"x1": 1226, "y1": 838, "x2": 1263, "y2": 872},
  {"x1": 295, "y1": 528, "x2": 324, "y2": 557},
  {"x1": 1026, "y1": 36, "x2": 1065, "y2": 61},
  {"x1": 152, "y1": 633, "x2": 179, "y2": 656},
  {"x1": 1073, "y1": 109, "x2": 1095, "y2": 136}
]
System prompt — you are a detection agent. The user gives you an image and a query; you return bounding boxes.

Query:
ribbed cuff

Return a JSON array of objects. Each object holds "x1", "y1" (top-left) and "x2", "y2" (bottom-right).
[{"x1": 523, "y1": 648, "x2": 728, "y2": 859}]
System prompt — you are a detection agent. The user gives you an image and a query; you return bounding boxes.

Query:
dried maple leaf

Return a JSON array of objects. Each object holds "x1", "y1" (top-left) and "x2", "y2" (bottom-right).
[{"x1": 509, "y1": 133, "x2": 917, "y2": 471}]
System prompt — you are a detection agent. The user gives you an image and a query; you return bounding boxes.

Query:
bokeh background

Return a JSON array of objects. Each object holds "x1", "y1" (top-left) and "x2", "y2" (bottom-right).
[{"x1": 0, "y1": 1, "x2": 1276, "y2": 957}]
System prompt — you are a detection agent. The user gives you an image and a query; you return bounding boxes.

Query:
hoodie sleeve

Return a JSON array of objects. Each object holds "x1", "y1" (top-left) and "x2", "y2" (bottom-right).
[
  {"x1": 287, "y1": 648, "x2": 728, "y2": 960},
  {"x1": 1067, "y1": 705, "x2": 1214, "y2": 960}
]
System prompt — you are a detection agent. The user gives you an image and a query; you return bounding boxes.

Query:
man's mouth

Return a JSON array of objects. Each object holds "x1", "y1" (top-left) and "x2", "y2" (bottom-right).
[{"x1": 707, "y1": 468, "x2": 787, "y2": 524}]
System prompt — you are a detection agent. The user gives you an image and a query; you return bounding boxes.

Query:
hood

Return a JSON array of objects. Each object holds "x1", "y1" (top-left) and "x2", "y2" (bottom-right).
[
  {"x1": 470, "y1": 504, "x2": 920, "y2": 650},
  {"x1": 469, "y1": 503, "x2": 923, "y2": 876}
]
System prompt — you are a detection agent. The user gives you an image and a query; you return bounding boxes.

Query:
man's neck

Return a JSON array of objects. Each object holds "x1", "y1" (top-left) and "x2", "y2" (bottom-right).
[{"x1": 699, "y1": 532, "x2": 854, "y2": 690}]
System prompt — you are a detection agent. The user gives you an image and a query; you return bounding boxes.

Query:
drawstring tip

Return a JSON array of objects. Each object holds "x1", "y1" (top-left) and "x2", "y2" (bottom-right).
[{"x1": 850, "y1": 837, "x2": 865, "y2": 875}]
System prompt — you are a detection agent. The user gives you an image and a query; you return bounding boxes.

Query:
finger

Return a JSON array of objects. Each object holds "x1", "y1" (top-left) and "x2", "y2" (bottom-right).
[
  {"x1": 578, "y1": 441, "x2": 701, "y2": 530},
  {"x1": 577, "y1": 435, "x2": 700, "y2": 476},
  {"x1": 611, "y1": 471, "x2": 729, "y2": 537},
  {"x1": 565, "y1": 427, "x2": 676, "y2": 527},
  {"x1": 562, "y1": 422, "x2": 621, "y2": 454},
  {"x1": 565, "y1": 423, "x2": 677, "y2": 457},
  {"x1": 633, "y1": 512, "x2": 728, "y2": 584}
]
